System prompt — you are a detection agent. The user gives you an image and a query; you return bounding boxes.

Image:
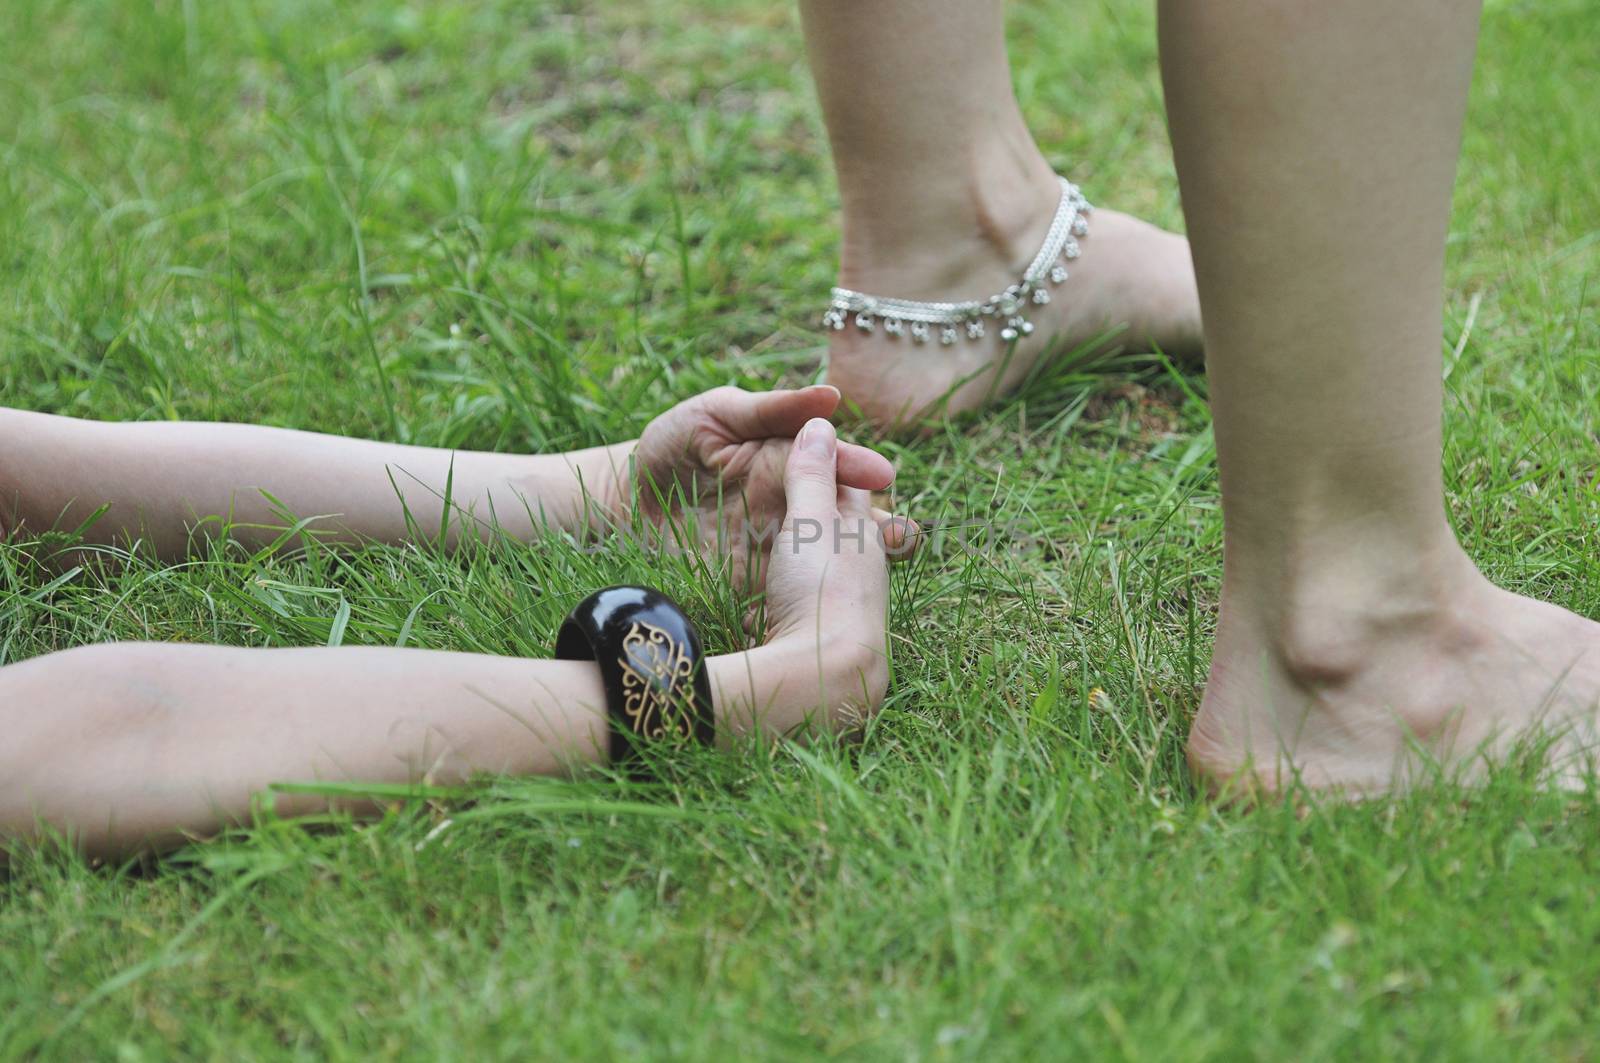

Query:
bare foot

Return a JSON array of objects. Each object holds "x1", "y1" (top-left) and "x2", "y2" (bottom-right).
[
  {"x1": 1190, "y1": 556, "x2": 1600, "y2": 797},
  {"x1": 824, "y1": 176, "x2": 1202, "y2": 430}
]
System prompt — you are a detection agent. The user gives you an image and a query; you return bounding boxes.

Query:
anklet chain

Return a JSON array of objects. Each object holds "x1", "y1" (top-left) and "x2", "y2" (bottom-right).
[{"x1": 823, "y1": 176, "x2": 1091, "y2": 347}]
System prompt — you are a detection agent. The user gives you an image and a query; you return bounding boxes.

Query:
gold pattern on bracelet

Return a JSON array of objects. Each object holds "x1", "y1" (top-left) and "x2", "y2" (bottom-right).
[{"x1": 617, "y1": 620, "x2": 698, "y2": 741}]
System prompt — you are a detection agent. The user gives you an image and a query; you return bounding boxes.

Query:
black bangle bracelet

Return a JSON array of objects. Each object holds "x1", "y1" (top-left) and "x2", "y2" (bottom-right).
[{"x1": 554, "y1": 586, "x2": 715, "y2": 776}]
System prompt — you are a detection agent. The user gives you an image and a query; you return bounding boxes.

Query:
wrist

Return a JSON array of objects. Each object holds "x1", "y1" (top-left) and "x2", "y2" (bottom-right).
[
  {"x1": 563, "y1": 441, "x2": 636, "y2": 536},
  {"x1": 708, "y1": 628, "x2": 888, "y2": 743}
]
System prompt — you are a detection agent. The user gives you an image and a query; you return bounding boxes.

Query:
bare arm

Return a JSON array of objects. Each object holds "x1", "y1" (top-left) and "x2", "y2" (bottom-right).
[
  {"x1": 0, "y1": 417, "x2": 890, "y2": 859},
  {"x1": 0, "y1": 386, "x2": 895, "y2": 567},
  {"x1": 0, "y1": 636, "x2": 876, "y2": 859},
  {"x1": 0, "y1": 408, "x2": 633, "y2": 558}
]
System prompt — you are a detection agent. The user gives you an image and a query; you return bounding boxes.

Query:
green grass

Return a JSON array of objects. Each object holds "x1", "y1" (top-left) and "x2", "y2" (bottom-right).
[{"x1": 3, "y1": 0, "x2": 1599, "y2": 1057}]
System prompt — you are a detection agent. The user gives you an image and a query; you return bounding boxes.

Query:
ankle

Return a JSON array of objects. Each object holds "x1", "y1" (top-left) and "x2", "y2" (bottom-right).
[
  {"x1": 1221, "y1": 541, "x2": 1489, "y2": 689},
  {"x1": 835, "y1": 128, "x2": 1059, "y2": 296}
]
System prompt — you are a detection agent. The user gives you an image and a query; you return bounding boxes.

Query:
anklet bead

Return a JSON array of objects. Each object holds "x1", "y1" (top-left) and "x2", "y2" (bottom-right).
[{"x1": 824, "y1": 175, "x2": 1090, "y2": 351}]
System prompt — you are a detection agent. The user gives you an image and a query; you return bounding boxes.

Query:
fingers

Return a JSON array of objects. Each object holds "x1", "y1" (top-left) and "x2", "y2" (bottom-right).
[
  {"x1": 782, "y1": 417, "x2": 841, "y2": 519},
  {"x1": 713, "y1": 385, "x2": 840, "y2": 441},
  {"x1": 838, "y1": 487, "x2": 920, "y2": 570},
  {"x1": 704, "y1": 385, "x2": 895, "y2": 489},
  {"x1": 837, "y1": 484, "x2": 872, "y2": 519},
  {"x1": 872, "y1": 506, "x2": 920, "y2": 563},
  {"x1": 836, "y1": 441, "x2": 895, "y2": 492},
  {"x1": 782, "y1": 427, "x2": 917, "y2": 560}
]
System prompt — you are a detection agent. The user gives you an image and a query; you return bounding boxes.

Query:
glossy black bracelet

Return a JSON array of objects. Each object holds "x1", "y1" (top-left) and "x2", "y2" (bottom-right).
[{"x1": 554, "y1": 586, "x2": 715, "y2": 777}]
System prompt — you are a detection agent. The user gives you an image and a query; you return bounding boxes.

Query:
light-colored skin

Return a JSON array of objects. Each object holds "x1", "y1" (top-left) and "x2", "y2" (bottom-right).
[
  {"x1": 0, "y1": 399, "x2": 897, "y2": 857},
  {"x1": 0, "y1": 384, "x2": 904, "y2": 576},
  {"x1": 800, "y1": 0, "x2": 1203, "y2": 428},
  {"x1": 1161, "y1": 0, "x2": 1600, "y2": 795}
]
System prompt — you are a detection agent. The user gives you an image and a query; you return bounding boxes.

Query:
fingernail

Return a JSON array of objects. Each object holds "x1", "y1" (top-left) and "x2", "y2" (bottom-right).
[{"x1": 798, "y1": 417, "x2": 835, "y2": 455}]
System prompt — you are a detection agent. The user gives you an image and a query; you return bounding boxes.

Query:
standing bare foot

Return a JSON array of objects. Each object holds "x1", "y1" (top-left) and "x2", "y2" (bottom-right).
[
  {"x1": 823, "y1": 169, "x2": 1202, "y2": 430},
  {"x1": 1190, "y1": 548, "x2": 1600, "y2": 798}
]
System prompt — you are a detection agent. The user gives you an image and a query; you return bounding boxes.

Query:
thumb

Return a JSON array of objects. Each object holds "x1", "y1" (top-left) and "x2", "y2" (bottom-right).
[
  {"x1": 714, "y1": 384, "x2": 840, "y2": 441},
  {"x1": 783, "y1": 417, "x2": 840, "y2": 519}
]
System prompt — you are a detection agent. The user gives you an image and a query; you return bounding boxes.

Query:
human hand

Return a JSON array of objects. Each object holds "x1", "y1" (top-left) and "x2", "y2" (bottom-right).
[
  {"x1": 622, "y1": 385, "x2": 909, "y2": 593},
  {"x1": 753, "y1": 417, "x2": 897, "y2": 727}
]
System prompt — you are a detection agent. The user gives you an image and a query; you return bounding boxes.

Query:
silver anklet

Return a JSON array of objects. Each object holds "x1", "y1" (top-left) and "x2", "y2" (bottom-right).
[{"x1": 822, "y1": 176, "x2": 1091, "y2": 347}]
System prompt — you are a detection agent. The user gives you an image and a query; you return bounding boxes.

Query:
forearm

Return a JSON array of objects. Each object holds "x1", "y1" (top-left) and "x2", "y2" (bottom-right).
[
  {"x1": 0, "y1": 635, "x2": 879, "y2": 858},
  {"x1": 0, "y1": 409, "x2": 636, "y2": 558},
  {"x1": 0, "y1": 642, "x2": 611, "y2": 857},
  {"x1": 708, "y1": 637, "x2": 886, "y2": 743}
]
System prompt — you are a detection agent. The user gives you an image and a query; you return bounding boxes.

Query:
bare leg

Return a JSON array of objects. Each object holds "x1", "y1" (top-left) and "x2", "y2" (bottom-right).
[
  {"x1": 801, "y1": 0, "x2": 1202, "y2": 426},
  {"x1": 1162, "y1": 1, "x2": 1600, "y2": 793}
]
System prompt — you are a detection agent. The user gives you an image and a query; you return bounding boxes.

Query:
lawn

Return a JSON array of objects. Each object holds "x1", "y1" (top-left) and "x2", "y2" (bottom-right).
[{"x1": 3, "y1": 0, "x2": 1599, "y2": 1057}]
